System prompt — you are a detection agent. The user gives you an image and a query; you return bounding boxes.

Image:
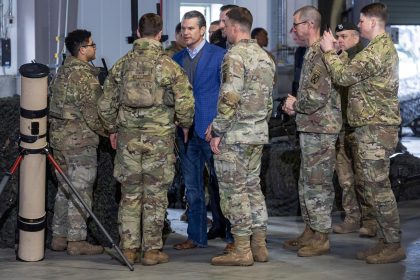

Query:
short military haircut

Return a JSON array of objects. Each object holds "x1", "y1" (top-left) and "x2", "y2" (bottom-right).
[
  {"x1": 138, "y1": 13, "x2": 162, "y2": 37},
  {"x1": 251, "y1": 27, "x2": 267, "y2": 39},
  {"x1": 360, "y1": 2, "x2": 388, "y2": 24},
  {"x1": 211, "y1": 20, "x2": 220, "y2": 26},
  {"x1": 226, "y1": 7, "x2": 253, "y2": 32},
  {"x1": 175, "y1": 22, "x2": 182, "y2": 34},
  {"x1": 294, "y1": 5, "x2": 321, "y2": 29},
  {"x1": 65, "y1": 29, "x2": 91, "y2": 57},
  {"x1": 182, "y1": 10, "x2": 206, "y2": 28},
  {"x1": 220, "y1": 4, "x2": 238, "y2": 12}
]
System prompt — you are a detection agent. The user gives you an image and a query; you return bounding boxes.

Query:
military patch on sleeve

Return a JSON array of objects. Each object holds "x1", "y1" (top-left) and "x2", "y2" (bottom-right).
[
  {"x1": 222, "y1": 61, "x2": 229, "y2": 83},
  {"x1": 310, "y1": 71, "x2": 321, "y2": 84}
]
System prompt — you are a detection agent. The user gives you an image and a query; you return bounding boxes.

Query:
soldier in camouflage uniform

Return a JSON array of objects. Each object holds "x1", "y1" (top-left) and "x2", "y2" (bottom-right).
[
  {"x1": 209, "y1": 7, "x2": 275, "y2": 266},
  {"x1": 320, "y1": 3, "x2": 406, "y2": 264},
  {"x1": 49, "y1": 29, "x2": 105, "y2": 256},
  {"x1": 332, "y1": 22, "x2": 377, "y2": 237},
  {"x1": 165, "y1": 22, "x2": 185, "y2": 58},
  {"x1": 283, "y1": 6, "x2": 342, "y2": 257},
  {"x1": 97, "y1": 13, "x2": 194, "y2": 266}
]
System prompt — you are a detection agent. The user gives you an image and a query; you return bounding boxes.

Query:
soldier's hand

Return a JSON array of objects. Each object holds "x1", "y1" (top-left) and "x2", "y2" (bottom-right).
[
  {"x1": 282, "y1": 103, "x2": 296, "y2": 116},
  {"x1": 285, "y1": 94, "x2": 296, "y2": 109},
  {"x1": 283, "y1": 106, "x2": 296, "y2": 116},
  {"x1": 210, "y1": 137, "x2": 221, "y2": 155},
  {"x1": 282, "y1": 94, "x2": 296, "y2": 116},
  {"x1": 205, "y1": 124, "x2": 212, "y2": 142},
  {"x1": 110, "y1": 133, "x2": 117, "y2": 150},
  {"x1": 182, "y1": 127, "x2": 189, "y2": 143},
  {"x1": 320, "y1": 30, "x2": 336, "y2": 52}
]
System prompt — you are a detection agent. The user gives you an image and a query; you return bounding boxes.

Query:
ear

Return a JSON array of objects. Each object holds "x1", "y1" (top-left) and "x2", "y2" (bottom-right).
[
  {"x1": 79, "y1": 46, "x2": 86, "y2": 56},
  {"x1": 200, "y1": 26, "x2": 206, "y2": 37},
  {"x1": 136, "y1": 29, "x2": 141, "y2": 38},
  {"x1": 155, "y1": 30, "x2": 163, "y2": 41},
  {"x1": 370, "y1": 18, "x2": 376, "y2": 29}
]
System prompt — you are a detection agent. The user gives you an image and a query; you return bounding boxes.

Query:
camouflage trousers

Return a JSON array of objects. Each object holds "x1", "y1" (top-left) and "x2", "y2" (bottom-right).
[
  {"x1": 114, "y1": 131, "x2": 175, "y2": 251},
  {"x1": 52, "y1": 147, "x2": 97, "y2": 241},
  {"x1": 214, "y1": 143, "x2": 268, "y2": 237},
  {"x1": 353, "y1": 125, "x2": 401, "y2": 243},
  {"x1": 336, "y1": 128, "x2": 376, "y2": 227},
  {"x1": 299, "y1": 132, "x2": 337, "y2": 233}
]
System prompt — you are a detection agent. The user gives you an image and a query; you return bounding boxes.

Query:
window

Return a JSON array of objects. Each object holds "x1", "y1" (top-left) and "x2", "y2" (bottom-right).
[{"x1": 391, "y1": 25, "x2": 420, "y2": 99}]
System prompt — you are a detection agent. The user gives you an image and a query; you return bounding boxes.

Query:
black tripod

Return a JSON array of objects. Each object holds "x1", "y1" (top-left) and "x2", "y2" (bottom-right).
[{"x1": 0, "y1": 146, "x2": 134, "y2": 271}]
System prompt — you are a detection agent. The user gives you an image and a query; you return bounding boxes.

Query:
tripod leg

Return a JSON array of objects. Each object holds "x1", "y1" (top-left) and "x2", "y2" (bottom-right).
[
  {"x1": 0, "y1": 155, "x2": 24, "y2": 196},
  {"x1": 46, "y1": 151, "x2": 134, "y2": 271}
]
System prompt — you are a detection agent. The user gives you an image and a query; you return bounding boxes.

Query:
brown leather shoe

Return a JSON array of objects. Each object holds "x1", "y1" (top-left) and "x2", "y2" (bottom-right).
[{"x1": 173, "y1": 239, "x2": 197, "y2": 250}]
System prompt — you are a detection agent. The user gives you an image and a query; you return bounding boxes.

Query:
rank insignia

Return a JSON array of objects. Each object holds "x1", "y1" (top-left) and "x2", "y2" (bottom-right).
[{"x1": 310, "y1": 72, "x2": 320, "y2": 84}]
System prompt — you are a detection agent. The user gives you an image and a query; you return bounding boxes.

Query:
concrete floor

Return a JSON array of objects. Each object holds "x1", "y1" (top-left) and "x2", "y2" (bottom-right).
[{"x1": 1, "y1": 199, "x2": 419, "y2": 280}]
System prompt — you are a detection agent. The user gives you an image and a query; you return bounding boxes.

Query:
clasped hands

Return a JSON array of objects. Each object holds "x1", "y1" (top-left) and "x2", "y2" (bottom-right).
[{"x1": 282, "y1": 94, "x2": 297, "y2": 116}]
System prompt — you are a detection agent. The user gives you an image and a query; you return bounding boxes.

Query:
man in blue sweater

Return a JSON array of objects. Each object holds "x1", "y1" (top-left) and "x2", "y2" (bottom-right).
[{"x1": 172, "y1": 10, "x2": 228, "y2": 250}]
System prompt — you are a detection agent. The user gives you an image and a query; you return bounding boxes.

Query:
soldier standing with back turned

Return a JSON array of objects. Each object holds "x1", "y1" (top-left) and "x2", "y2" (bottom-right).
[{"x1": 97, "y1": 13, "x2": 194, "y2": 266}]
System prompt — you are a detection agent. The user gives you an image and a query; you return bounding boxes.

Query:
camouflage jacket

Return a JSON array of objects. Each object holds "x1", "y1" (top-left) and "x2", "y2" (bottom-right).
[
  {"x1": 98, "y1": 38, "x2": 194, "y2": 136},
  {"x1": 165, "y1": 41, "x2": 184, "y2": 58},
  {"x1": 49, "y1": 56, "x2": 105, "y2": 151},
  {"x1": 294, "y1": 40, "x2": 342, "y2": 134},
  {"x1": 212, "y1": 39, "x2": 275, "y2": 144},
  {"x1": 337, "y1": 41, "x2": 364, "y2": 126},
  {"x1": 323, "y1": 33, "x2": 401, "y2": 127}
]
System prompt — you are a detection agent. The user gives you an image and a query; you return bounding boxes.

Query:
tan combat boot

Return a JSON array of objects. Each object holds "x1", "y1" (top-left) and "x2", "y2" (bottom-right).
[
  {"x1": 211, "y1": 235, "x2": 254, "y2": 266},
  {"x1": 251, "y1": 229, "x2": 268, "y2": 262},
  {"x1": 297, "y1": 231, "x2": 330, "y2": 257},
  {"x1": 51, "y1": 236, "x2": 67, "y2": 251},
  {"x1": 67, "y1": 241, "x2": 104, "y2": 256},
  {"x1": 332, "y1": 217, "x2": 359, "y2": 234},
  {"x1": 365, "y1": 243, "x2": 406, "y2": 264},
  {"x1": 283, "y1": 225, "x2": 314, "y2": 251},
  {"x1": 223, "y1": 243, "x2": 235, "y2": 254},
  {"x1": 356, "y1": 239, "x2": 385, "y2": 260},
  {"x1": 359, "y1": 224, "x2": 377, "y2": 238},
  {"x1": 122, "y1": 249, "x2": 138, "y2": 265},
  {"x1": 141, "y1": 249, "x2": 169, "y2": 266}
]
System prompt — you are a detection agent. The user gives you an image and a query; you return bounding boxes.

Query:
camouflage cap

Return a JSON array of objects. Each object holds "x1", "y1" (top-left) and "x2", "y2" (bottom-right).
[{"x1": 335, "y1": 22, "x2": 359, "y2": 33}]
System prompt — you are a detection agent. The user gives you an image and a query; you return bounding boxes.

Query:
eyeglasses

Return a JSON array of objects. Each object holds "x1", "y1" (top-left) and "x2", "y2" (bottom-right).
[
  {"x1": 82, "y1": 43, "x2": 96, "y2": 48},
  {"x1": 293, "y1": 21, "x2": 308, "y2": 28}
]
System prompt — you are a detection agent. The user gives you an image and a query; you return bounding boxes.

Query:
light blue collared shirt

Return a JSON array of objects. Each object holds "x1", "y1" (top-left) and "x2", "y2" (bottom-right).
[{"x1": 187, "y1": 39, "x2": 206, "y2": 59}]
